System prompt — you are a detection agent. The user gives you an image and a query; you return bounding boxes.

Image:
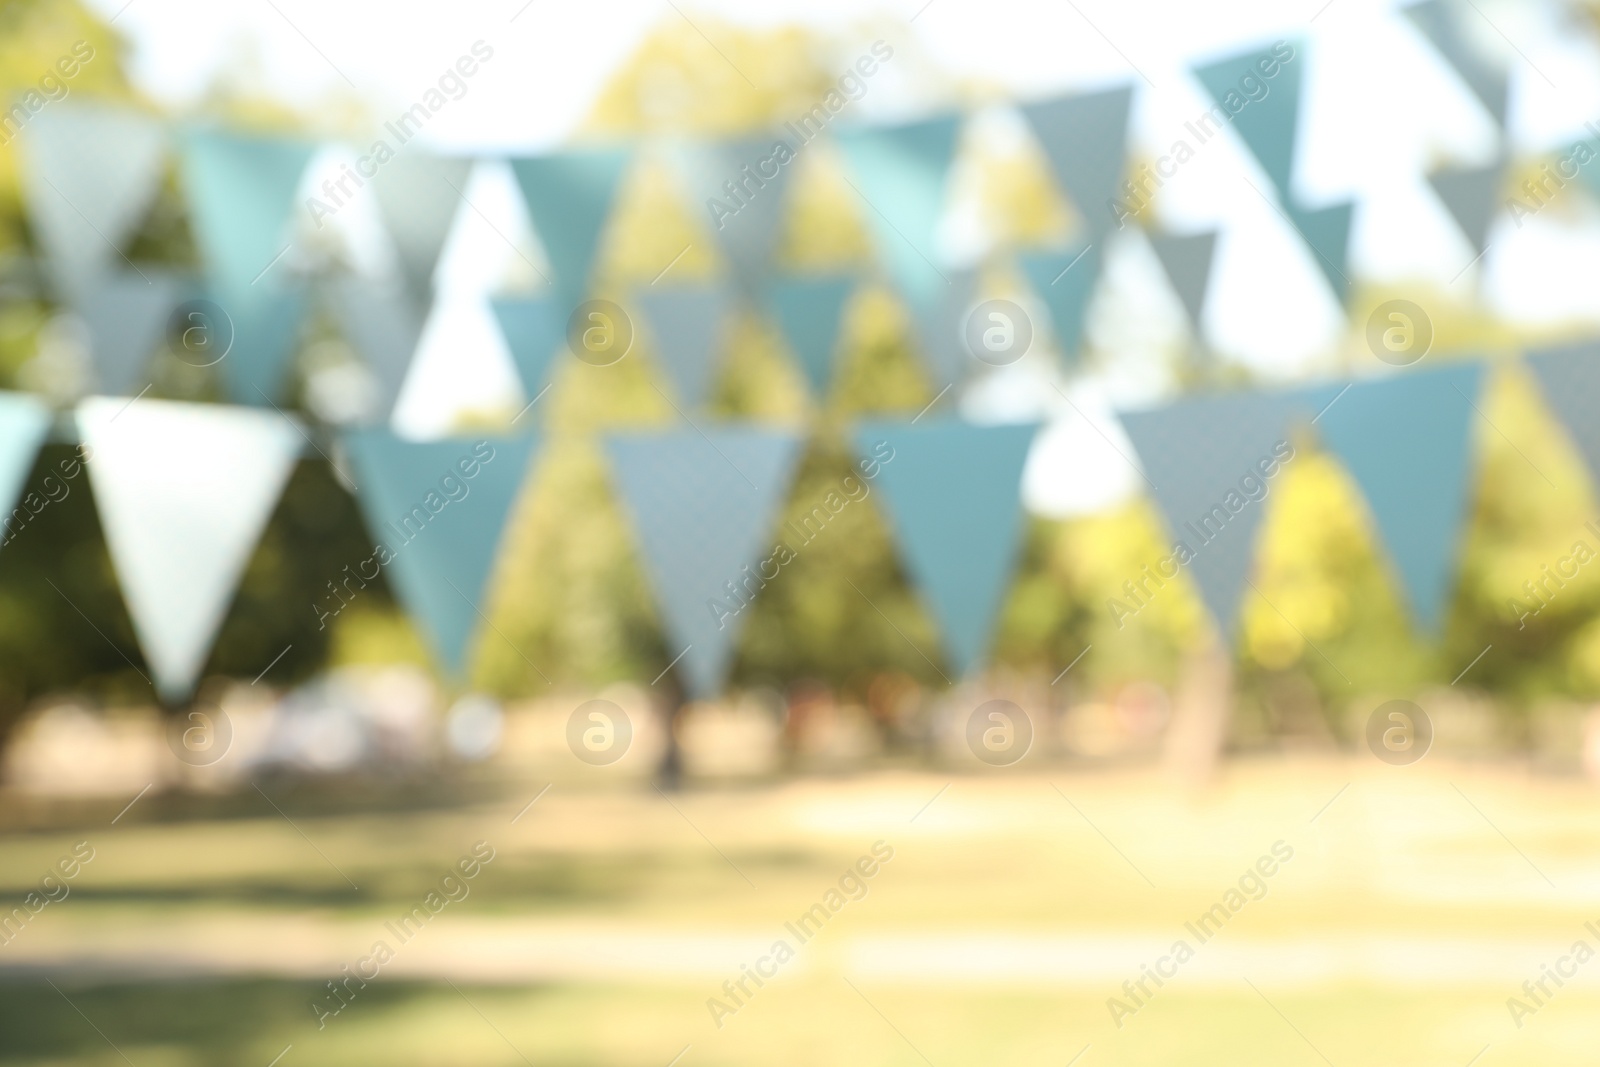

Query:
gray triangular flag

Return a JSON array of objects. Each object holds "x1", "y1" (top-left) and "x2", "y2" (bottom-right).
[
  {"x1": 1147, "y1": 231, "x2": 1218, "y2": 330},
  {"x1": 675, "y1": 136, "x2": 795, "y2": 296},
  {"x1": 20, "y1": 105, "x2": 168, "y2": 298},
  {"x1": 371, "y1": 154, "x2": 471, "y2": 299},
  {"x1": 1405, "y1": 0, "x2": 1509, "y2": 127},
  {"x1": 1019, "y1": 87, "x2": 1134, "y2": 238},
  {"x1": 1428, "y1": 161, "x2": 1502, "y2": 255},
  {"x1": 326, "y1": 279, "x2": 426, "y2": 421},
  {"x1": 70, "y1": 270, "x2": 186, "y2": 395},
  {"x1": 636, "y1": 284, "x2": 733, "y2": 408}
]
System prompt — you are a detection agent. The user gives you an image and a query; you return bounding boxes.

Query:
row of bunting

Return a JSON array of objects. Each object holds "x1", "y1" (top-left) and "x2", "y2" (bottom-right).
[
  {"x1": 19, "y1": 1, "x2": 1516, "y2": 411},
  {"x1": 3, "y1": 345, "x2": 1598, "y2": 701}
]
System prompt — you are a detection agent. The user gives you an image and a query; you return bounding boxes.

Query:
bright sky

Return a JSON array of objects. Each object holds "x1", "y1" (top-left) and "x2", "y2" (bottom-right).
[{"x1": 88, "y1": 0, "x2": 1600, "y2": 516}]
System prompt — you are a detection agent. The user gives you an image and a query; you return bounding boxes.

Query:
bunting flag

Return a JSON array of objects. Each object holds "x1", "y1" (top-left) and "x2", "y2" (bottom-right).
[
  {"x1": 1404, "y1": 0, "x2": 1509, "y2": 127},
  {"x1": 179, "y1": 128, "x2": 315, "y2": 294},
  {"x1": 604, "y1": 426, "x2": 804, "y2": 698},
  {"x1": 835, "y1": 115, "x2": 963, "y2": 324},
  {"x1": 676, "y1": 135, "x2": 796, "y2": 295},
  {"x1": 907, "y1": 266, "x2": 978, "y2": 390},
  {"x1": 70, "y1": 271, "x2": 186, "y2": 395},
  {"x1": 765, "y1": 273, "x2": 855, "y2": 397},
  {"x1": 1311, "y1": 363, "x2": 1481, "y2": 633},
  {"x1": 77, "y1": 397, "x2": 303, "y2": 701},
  {"x1": 212, "y1": 283, "x2": 310, "y2": 405},
  {"x1": 343, "y1": 430, "x2": 539, "y2": 676},
  {"x1": 489, "y1": 294, "x2": 564, "y2": 403},
  {"x1": 1526, "y1": 341, "x2": 1600, "y2": 488},
  {"x1": 1019, "y1": 244, "x2": 1100, "y2": 365},
  {"x1": 1019, "y1": 87, "x2": 1134, "y2": 238},
  {"x1": 1427, "y1": 161, "x2": 1502, "y2": 256},
  {"x1": 20, "y1": 105, "x2": 168, "y2": 298},
  {"x1": 0, "y1": 393, "x2": 54, "y2": 539},
  {"x1": 1194, "y1": 42, "x2": 1304, "y2": 200},
  {"x1": 1285, "y1": 200, "x2": 1354, "y2": 303},
  {"x1": 327, "y1": 279, "x2": 426, "y2": 420},
  {"x1": 509, "y1": 146, "x2": 631, "y2": 308},
  {"x1": 853, "y1": 420, "x2": 1037, "y2": 677},
  {"x1": 1118, "y1": 388, "x2": 1314, "y2": 637},
  {"x1": 371, "y1": 154, "x2": 472, "y2": 300},
  {"x1": 1147, "y1": 230, "x2": 1218, "y2": 331},
  {"x1": 636, "y1": 284, "x2": 733, "y2": 408}
]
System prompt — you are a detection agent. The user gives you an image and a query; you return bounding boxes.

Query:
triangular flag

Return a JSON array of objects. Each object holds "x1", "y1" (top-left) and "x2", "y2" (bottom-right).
[
  {"x1": 69, "y1": 270, "x2": 185, "y2": 395},
  {"x1": 636, "y1": 284, "x2": 733, "y2": 408},
  {"x1": 326, "y1": 279, "x2": 426, "y2": 421},
  {"x1": 179, "y1": 128, "x2": 315, "y2": 294},
  {"x1": 490, "y1": 295, "x2": 564, "y2": 403},
  {"x1": 835, "y1": 115, "x2": 962, "y2": 322},
  {"x1": 765, "y1": 273, "x2": 855, "y2": 396},
  {"x1": 676, "y1": 136, "x2": 796, "y2": 294},
  {"x1": 1147, "y1": 230, "x2": 1218, "y2": 330},
  {"x1": 1526, "y1": 341, "x2": 1600, "y2": 488},
  {"x1": 906, "y1": 266, "x2": 979, "y2": 390},
  {"x1": 212, "y1": 282, "x2": 309, "y2": 406},
  {"x1": 604, "y1": 426, "x2": 804, "y2": 698},
  {"x1": 1018, "y1": 86, "x2": 1134, "y2": 238},
  {"x1": 1285, "y1": 200, "x2": 1353, "y2": 303},
  {"x1": 1428, "y1": 161, "x2": 1502, "y2": 256},
  {"x1": 1405, "y1": 0, "x2": 1509, "y2": 127},
  {"x1": 509, "y1": 146, "x2": 631, "y2": 308},
  {"x1": 1118, "y1": 388, "x2": 1314, "y2": 637},
  {"x1": 852, "y1": 420, "x2": 1036, "y2": 677},
  {"x1": 343, "y1": 431, "x2": 539, "y2": 675},
  {"x1": 1019, "y1": 244, "x2": 1100, "y2": 365},
  {"x1": 371, "y1": 154, "x2": 471, "y2": 300},
  {"x1": 0, "y1": 393, "x2": 54, "y2": 543},
  {"x1": 77, "y1": 397, "x2": 303, "y2": 700},
  {"x1": 20, "y1": 105, "x2": 168, "y2": 298},
  {"x1": 1194, "y1": 43, "x2": 1304, "y2": 200}
]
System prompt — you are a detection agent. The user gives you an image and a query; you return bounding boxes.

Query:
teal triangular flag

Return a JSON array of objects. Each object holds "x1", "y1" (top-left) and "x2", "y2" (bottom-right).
[
  {"x1": 853, "y1": 420, "x2": 1037, "y2": 676},
  {"x1": 765, "y1": 273, "x2": 855, "y2": 396},
  {"x1": 372, "y1": 154, "x2": 471, "y2": 299},
  {"x1": 1405, "y1": 0, "x2": 1509, "y2": 127},
  {"x1": 835, "y1": 115, "x2": 962, "y2": 322},
  {"x1": 327, "y1": 279, "x2": 426, "y2": 421},
  {"x1": 179, "y1": 128, "x2": 314, "y2": 294},
  {"x1": 211, "y1": 283, "x2": 309, "y2": 405},
  {"x1": 1019, "y1": 244, "x2": 1100, "y2": 365},
  {"x1": 1428, "y1": 162, "x2": 1502, "y2": 256},
  {"x1": 1018, "y1": 87, "x2": 1133, "y2": 237},
  {"x1": 20, "y1": 105, "x2": 168, "y2": 298},
  {"x1": 1118, "y1": 388, "x2": 1315, "y2": 637},
  {"x1": 0, "y1": 393, "x2": 54, "y2": 546},
  {"x1": 1314, "y1": 364, "x2": 1482, "y2": 633},
  {"x1": 70, "y1": 270, "x2": 185, "y2": 394},
  {"x1": 1147, "y1": 230, "x2": 1218, "y2": 330},
  {"x1": 490, "y1": 294, "x2": 564, "y2": 403},
  {"x1": 509, "y1": 146, "x2": 631, "y2": 308},
  {"x1": 636, "y1": 284, "x2": 733, "y2": 407},
  {"x1": 1285, "y1": 200, "x2": 1353, "y2": 303},
  {"x1": 1194, "y1": 42, "x2": 1304, "y2": 199},
  {"x1": 676, "y1": 135, "x2": 796, "y2": 294},
  {"x1": 343, "y1": 431, "x2": 539, "y2": 675},
  {"x1": 1526, "y1": 341, "x2": 1600, "y2": 489},
  {"x1": 604, "y1": 426, "x2": 804, "y2": 698}
]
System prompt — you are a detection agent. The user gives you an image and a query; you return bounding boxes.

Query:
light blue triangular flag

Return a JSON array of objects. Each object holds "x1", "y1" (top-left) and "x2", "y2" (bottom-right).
[
  {"x1": 1194, "y1": 42, "x2": 1304, "y2": 200},
  {"x1": 343, "y1": 431, "x2": 540, "y2": 675},
  {"x1": 1019, "y1": 86, "x2": 1133, "y2": 238},
  {"x1": 509, "y1": 146, "x2": 631, "y2": 309},
  {"x1": 490, "y1": 294, "x2": 564, "y2": 403},
  {"x1": 211, "y1": 283, "x2": 309, "y2": 405},
  {"x1": 905, "y1": 265, "x2": 979, "y2": 391},
  {"x1": 1285, "y1": 200, "x2": 1353, "y2": 304},
  {"x1": 20, "y1": 105, "x2": 168, "y2": 298},
  {"x1": 1147, "y1": 230, "x2": 1218, "y2": 331},
  {"x1": 852, "y1": 420, "x2": 1037, "y2": 677},
  {"x1": 1526, "y1": 341, "x2": 1600, "y2": 489},
  {"x1": 1118, "y1": 388, "x2": 1315, "y2": 637},
  {"x1": 70, "y1": 270, "x2": 186, "y2": 395},
  {"x1": 371, "y1": 154, "x2": 471, "y2": 299},
  {"x1": 326, "y1": 279, "x2": 426, "y2": 421},
  {"x1": 1428, "y1": 161, "x2": 1502, "y2": 256},
  {"x1": 179, "y1": 128, "x2": 314, "y2": 294},
  {"x1": 1405, "y1": 0, "x2": 1509, "y2": 127},
  {"x1": 835, "y1": 115, "x2": 963, "y2": 323},
  {"x1": 676, "y1": 135, "x2": 796, "y2": 295},
  {"x1": 0, "y1": 393, "x2": 54, "y2": 544},
  {"x1": 636, "y1": 284, "x2": 733, "y2": 408},
  {"x1": 1314, "y1": 364, "x2": 1483, "y2": 633},
  {"x1": 1019, "y1": 244, "x2": 1100, "y2": 365},
  {"x1": 765, "y1": 273, "x2": 855, "y2": 396},
  {"x1": 604, "y1": 426, "x2": 804, "y2": 698}
]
